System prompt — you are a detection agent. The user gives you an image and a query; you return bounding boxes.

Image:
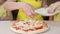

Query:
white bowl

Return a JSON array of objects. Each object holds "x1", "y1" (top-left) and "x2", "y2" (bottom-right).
[{"x1": 35, "y1": 8, "x2": 60, "y2": 16}]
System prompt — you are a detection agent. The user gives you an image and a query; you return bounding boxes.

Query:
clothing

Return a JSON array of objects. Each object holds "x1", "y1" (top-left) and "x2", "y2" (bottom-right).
[
  {"x1": 17, "y1": 0, "x2": 42, "y2": 9},
  {"x1": 17, "y1": 0, "x2": 43, "y2": 20},
  {"x1": 54, "y1": 13, "x2": 60, "y2": 21},
  {"x1": 54, "y1": 7, "x2": 60, "y2": 21},
  {"x1": 12, "y1": 10, "x2": 18, "y2": 20},
  {"x1": 0, "y1": 5, "x2": 7, "y2": 17}
]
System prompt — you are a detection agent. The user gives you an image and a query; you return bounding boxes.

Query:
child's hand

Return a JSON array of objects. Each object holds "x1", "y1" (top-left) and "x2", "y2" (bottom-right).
[
  {"x1": 4, "y1": 2, "x2": 35, "y2": 18},
  {"x1": 6, "y1": 0, "x2": 16, "y2": 2},
  {"x1": 20, "y1": 2, "x2": 35, "y2": 18}
]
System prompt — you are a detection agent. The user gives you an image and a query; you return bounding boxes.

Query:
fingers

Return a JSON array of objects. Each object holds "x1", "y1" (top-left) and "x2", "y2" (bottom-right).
[
  {"x1": 27, "y1": 6, "x2": 35, "y2": 18},
  {"x1": 22, "y1": 3, "x2": 35, "y2": 18},
  {"x1": 27, "y1": 11, "x2": 35, "y2": 18},
  {"x1": 24, "y1": 7, "x2": 35, "y2": 18},
  {"x1": 48, "y1": 5, "x2": 56, "y2": 14},
  {"x1": 48, "y1": 2, "x2": 60, "y2": 14},
  {"x1": 48, "y1": 8, "x2": 55, "y2": 14}
]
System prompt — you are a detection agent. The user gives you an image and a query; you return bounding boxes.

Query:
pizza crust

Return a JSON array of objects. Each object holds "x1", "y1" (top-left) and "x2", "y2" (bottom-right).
[
  {"x1": 10, "y1": 26, "x2": 49, "y2": 34},
  {"x1": 10, "y1": 20, "x2": 49, "y2": 34}
]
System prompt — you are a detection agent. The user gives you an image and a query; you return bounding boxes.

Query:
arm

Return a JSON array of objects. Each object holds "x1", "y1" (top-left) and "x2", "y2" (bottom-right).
[
  {"x1": 6, "y1": 0, "x2": 16, "y2": 2},
  {"x1": 48, "y1": 1, "x2": 60, "y2": 13},
  {"x1": 4, "y1": 2, "x2": 22, "y2": 11},
  {"x1": 48, "y1": 1, "x2": 60, "y2": 21},
  {"x1": 4, "y1": 2, "x2": 35, "y2": 18},
  {"x1": 52, "y1": 1, "x2": 60, "y2": 10}
]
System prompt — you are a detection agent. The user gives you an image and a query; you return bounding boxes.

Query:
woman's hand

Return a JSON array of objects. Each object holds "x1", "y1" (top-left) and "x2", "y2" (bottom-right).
[
  {"x1": 48, "y1": 7, "x2": 56, "y2": 14},
  {"x1": 48, "y1": 1, "x2": 60, "y2": 14}
]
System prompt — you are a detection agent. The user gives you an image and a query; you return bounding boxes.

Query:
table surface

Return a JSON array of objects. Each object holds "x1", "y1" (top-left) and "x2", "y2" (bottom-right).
[{"x1": 0, "y1": 21, "x2": 60, "y2": 34}]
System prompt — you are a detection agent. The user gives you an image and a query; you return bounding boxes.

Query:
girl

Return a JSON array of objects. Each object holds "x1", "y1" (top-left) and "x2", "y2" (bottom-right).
[{"x1": 0, "y1": 0, "x2": 35, "y2": 20}]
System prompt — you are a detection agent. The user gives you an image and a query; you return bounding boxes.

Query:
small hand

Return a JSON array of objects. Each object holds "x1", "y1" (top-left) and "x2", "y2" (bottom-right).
[{"x1": 21, "y1": 3, "x2": 35, "y2": 18}]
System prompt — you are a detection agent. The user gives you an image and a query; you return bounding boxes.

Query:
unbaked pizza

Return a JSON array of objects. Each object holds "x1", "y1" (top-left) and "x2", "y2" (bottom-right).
[{"x1": 10, "y1": 20, "x2": 49, "y2": 34}]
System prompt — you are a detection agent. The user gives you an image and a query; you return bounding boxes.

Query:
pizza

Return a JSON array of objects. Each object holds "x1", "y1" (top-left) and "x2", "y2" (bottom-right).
[{"x1": 10, "y1": 20, "x2": 49, "y2": 34}]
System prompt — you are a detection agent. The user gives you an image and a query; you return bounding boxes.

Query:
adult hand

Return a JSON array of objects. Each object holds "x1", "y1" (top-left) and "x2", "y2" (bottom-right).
[{"x1": 48, "y1": 1, "x2": 60, "y2": 14}]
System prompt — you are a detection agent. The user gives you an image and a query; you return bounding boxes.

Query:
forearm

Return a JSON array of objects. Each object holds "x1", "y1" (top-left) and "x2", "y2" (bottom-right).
[
  {"x1": 4, "y1": 2, "x2": 33, "y2": 11},
  {"x1": 6, "y1": 0, "x2": 16, "y2": 2},
  {"x1": 4, "y1": 2, "x2": 22, "y2": 11}
]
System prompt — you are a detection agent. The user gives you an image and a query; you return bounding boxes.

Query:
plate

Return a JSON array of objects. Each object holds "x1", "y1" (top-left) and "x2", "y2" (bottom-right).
[{"x1": 35, "y1": 8, "x2": 60, "y2": 16}]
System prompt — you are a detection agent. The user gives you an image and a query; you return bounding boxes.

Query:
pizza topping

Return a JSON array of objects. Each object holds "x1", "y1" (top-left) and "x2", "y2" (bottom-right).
[
  {"x1": 11, "y1": 20, "x2": 48, "y2": 32},
  {"x1": 15, "y1": 27, "x2": 21, "y2": 30},
  {"x1": 23, "y1": 30, "x2": 29, "y2": 32},
  {"x1": 12, "y1": 23, "x2": 16, "y2": 27},
  {"x1": 23, "y1": 28, "x2": 34, "y2": 32},
  {"x1": 35, "y1": 26, "x2": 43, "y2": 30},
  {"x1": 28, "y1": 29, "x2": 34, "y2": 31}
]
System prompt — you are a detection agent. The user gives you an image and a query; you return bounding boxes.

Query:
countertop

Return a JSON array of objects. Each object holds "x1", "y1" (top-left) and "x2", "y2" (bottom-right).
[{"x1": 0, "y1": 21, "x2": 60, "y2": 34}]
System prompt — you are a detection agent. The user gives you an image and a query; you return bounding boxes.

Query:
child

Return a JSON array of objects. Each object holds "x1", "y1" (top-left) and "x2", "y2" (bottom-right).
[
  {"x1": 46, "y1": 0, "x2": 60, "y2": 21},
  {"x1": 0, "y1": 0, "x2": 35, "y2": 20}
]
